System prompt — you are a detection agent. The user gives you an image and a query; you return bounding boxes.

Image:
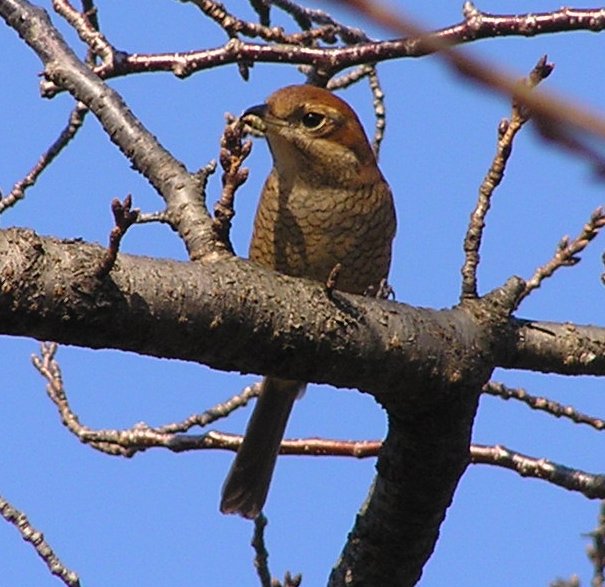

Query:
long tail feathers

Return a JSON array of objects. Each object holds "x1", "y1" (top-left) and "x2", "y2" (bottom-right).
[{"x1": 220, "y1": 377, "x2": 304, "y2": 519}]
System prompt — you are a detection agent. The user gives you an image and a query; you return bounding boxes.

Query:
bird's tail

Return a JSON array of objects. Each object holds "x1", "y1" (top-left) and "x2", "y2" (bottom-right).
[{"x1": 220, "y1": 376, "x2": 304, "y2": 519}]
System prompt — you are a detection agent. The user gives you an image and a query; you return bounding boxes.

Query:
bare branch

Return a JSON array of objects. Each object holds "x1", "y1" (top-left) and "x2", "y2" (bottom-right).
[
  {"x1": 154, "y1": 382, "x2": 262, "y2": 434},
  {"x1": 271, "y1": 0, "x2": 369, "y2": 43},
  {"x1": 333, "y1": 1, "x2": 605, "y2": 172},
  {"x1": 52, "y1": 0, "x2": 115, "y2": 65},
  {"x1": 3, "y1": 229, "x2": 605, "y2": 381},
  {"x1": 31, "y1": 342, "x2": 263, "y2": 455},
  {"x1": 471, "y1": 444, "x2": 605, "y2": 499},
  {"x1": 0, "y1": 0, "x2": 223, "y2": 260},
  {"x1": 250, "y1": 0, "x2": 270, "y2": 27},
  {"x1": 0, "y1": 102, "x2": 88, "y2": 214},
  {"x1": 252, "y1": 514, "x2": 272, "y2": 587},
  {"x1": 484, "y1": 381, "x2": 605, "y2": 431},
  {"x1": 95, "y1": 195, "x2": 140, "y2": 279},
  {"x1": 0, "y1": 494, "x2": 81, "y2": 587},
  {"x1": 184, "y1": 0, "x2": 341, "y2": 46},
  {"x1": 367, "y1": 66, "x2": 385, "y2": 156},
  {"x1": 136, "y1": 210, "x2": 171, "y2": 224},
  {"x1": 503, "y1": 318, "x2": 605, "y2": 376},
  {"x1": 29, "y1": 343, "x2": 605, "y2": 504},
  {"x1": 519, "y1": 207, "x2": 605, "y2": 306},
  {"x1": 212, "y1": 116, "x2": 251, "y2": 252},
  {"x1": 460, "y1": 56, "x2": 553, "y2": 299}
]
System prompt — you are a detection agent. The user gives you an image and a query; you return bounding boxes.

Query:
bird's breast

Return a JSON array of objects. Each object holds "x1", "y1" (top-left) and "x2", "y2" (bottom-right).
[{"x1": 249, "y1": 170, "x2": 396, "y2": 295}]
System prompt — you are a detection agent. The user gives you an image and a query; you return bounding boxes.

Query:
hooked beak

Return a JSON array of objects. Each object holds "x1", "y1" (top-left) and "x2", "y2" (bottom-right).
[
  {"x1": 242, "y1": 103, "x2": 268, "y2": 119},
  {"x1": 240, "y1": 103, "x2": 269, "y2": 135}
]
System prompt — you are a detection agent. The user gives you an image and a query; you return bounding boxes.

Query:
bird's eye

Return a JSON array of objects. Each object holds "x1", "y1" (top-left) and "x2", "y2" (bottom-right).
[{"x1": 301, "y1": 112, "x2": 325, "y2": 129}]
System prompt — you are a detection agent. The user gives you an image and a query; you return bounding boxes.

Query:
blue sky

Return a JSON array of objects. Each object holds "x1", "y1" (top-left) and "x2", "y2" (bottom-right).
[{"x1": 1, "y1": 1, "x2": 604, "y2": 585}]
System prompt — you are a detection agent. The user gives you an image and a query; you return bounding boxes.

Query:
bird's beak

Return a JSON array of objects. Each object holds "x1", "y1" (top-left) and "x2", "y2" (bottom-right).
[
  {"x1": 243, "y1": 103, "x2": 268, "y2": 119},
  {"x1": 240, "y1": 103, "x2": 269, "y2": 135}
]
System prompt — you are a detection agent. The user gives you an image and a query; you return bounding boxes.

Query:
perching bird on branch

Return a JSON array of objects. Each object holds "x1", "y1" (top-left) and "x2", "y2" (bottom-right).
[{"x1": 220, "y1": 84, "x2": 396, "y2": 519}]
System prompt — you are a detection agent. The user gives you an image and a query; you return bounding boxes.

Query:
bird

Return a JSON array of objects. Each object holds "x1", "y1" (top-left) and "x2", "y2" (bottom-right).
[{"x1": 220, "y1": 84, "x2": 396, "y2": 519}]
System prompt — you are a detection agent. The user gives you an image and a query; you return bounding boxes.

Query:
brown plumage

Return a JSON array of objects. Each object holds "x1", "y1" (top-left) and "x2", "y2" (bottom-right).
[{"x1": 220, "y1": 84, "x2": 396, "y2": 518}]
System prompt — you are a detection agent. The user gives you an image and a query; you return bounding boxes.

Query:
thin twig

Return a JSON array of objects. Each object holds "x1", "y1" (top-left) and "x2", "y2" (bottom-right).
[
  {"x1": 52, "y1": 0, "x2": 115, "y2": 65},
  {"x1": 0, "y1": 103, "x2": 88, "y2": 214},
  {"x1": 95, "y1": 195, "x2": 140, "y2": 278},
  {"x1": 460, "y1": 56, "x2": 553, "y2": 300},
  {"x1": 135, "y1": 210, "x2": 170, "y2": 224},
  {"x1": 252, "y1": 514, "x2": 272, "y2": 587},
  {"x1": 271, "y1": 0, "x2": 369, "y2": 43},
  {"x1": 152, "y1": 382, "x2": 261, "y2": 434},
  {"x1": 251, "y1": 515, "x2": 302, "y2": 587},
  {"x1": 212, "y1": 116, "x2": 251, "y2": 252},
  {"x1": 184, "y1": 0, "x2": 342, "y2": 45},
  {"x1": 471, "y1": 444, "x2": 605, "y2": 499},
  {"x1": 327, "y1": 63, "x2": 374, "y2": 90},
  {"x1": 250, "y1": 0, "x2": 270, "y2": 27},
  {"x1": 32, "y1": 342, "x2": 262, "y2": 455},
  {"x1": 27, "y1": 350, "x2": 605, "y2": 500},
  {"x1": 80, "y1": 0, "x2": 99, "y2": 32},
  {"x1": 484, "y1": 381, "x2": 605, "y2": 431},
  {"x1": 366, "y1": 65, "x2": 386, "y2": 156},
  {"x1": 518, "y1": 207, "x2": 605, "y2": 307},
  {"x1": 0, "y1": 494, "x2": 81, "y2": 587}
]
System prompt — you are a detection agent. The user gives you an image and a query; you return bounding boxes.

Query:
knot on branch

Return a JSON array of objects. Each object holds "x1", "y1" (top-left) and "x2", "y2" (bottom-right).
[{"x1": 479, "y1": 276, "x2": 526, "y2": 319}]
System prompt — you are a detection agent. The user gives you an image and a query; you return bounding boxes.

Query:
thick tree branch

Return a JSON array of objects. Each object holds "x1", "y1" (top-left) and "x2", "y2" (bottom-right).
[
  {"x1": 0, "y1": 226, "x2": 510, "y2": 585},
  {"x1": 501, "y1": 320, "x2": 605, "y2": 376},
  {"x1": 0, "y1": 227, "x2": 487, "y2": 393},
  {"x1": 3, "y1": 228, "x2": 603, "y2": 386},
  {"x1": 1, "y1": 226, "x2": 603, "y2": 584}
]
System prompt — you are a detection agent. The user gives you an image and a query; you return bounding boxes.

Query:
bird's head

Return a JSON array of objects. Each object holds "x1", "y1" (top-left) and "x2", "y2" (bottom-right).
[{"x1": 241, "y1": 84, "x2": 380, "y2": 187}]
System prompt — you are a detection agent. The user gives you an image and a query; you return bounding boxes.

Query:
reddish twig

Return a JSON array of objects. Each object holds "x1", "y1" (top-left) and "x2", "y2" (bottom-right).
[
  {"x1": 0, "y1": 494, "x2": 81, "y2": 587},
  {"x1": 32, "y1": 342, "x2": 262, "y2": 455},
  {"x1": 76, "y1": 7, "x2": 605, "y2": 82},
  {"x1": 460, "y1": 56, "x2": 553, "y2": 300},
  {"x1": 27, "y1": 347, "x2": 605, "y2": 500},
  {"x1": 95, "y1": 195, "x2": 140, "y2": 278},
  {"x1": 0, "y1": 103, "x2": 88, "y2": 214}
]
